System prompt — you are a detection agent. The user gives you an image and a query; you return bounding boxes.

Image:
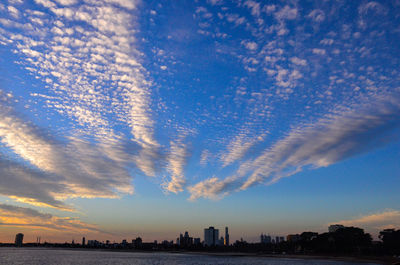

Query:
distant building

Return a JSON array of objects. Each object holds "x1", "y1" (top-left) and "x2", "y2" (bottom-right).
[
  {"x1": 15, "y1": 233, "x2": 24, "y2": 247},
  {"x1": 179, "y1": 231, "x2": 193, "y2": 247},
  {"x1": 287, "y1": 234, "x2": 301, "y2": 242},
  {"x1": 133, "y1": 237, "x2": 142, "y2": 248},
  {"x1": 217, "y1": 236, "x2": 224, "y2": 246},
  {"x1": 193, "y1": 238, "x2": 201, "y2": 245},
  {"x1": 204, "y1": 226, "x2": 219, "y2": 246},
  {"x1": 300, "y1": 232, "x2": 318, "y2": 241},
  {"x1": 260, "y1": 233, "x2": 271, "y2": 244},
  {"x1": 224, "y1": 227, "x2": 230, "y2": 246},
  {"x1": 82, "y1": 237, "x2": 85, "y2": 246},
  {"x1": 329, "y1": 224, "x2": 345, "y2": 233}
]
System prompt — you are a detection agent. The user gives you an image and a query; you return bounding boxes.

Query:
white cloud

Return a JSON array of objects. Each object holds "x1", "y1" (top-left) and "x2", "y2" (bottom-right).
[
  {"x1": 312, "y1": 48, "x2": 326, "y2": 55},
  {"x1": 188, "y1": 176, "x2": 239, "y2": 201},
  {"x1": 320, "y1": 38, "x2": 334, "y2": 45},
  {"x1": 53, "y1": 0, "x2": 77, "y2": 6},
  {"x1": 307, "y1": 9, "x2": 325, "y2": 23},
  {"x1": 244, "y1": 1, "x2": 260, "y2": 17},
  {"x1": 163, "y1": 137, "x2": 191, "y2": 194},
  {"x1": 3, "y1": 0, "x2": 161, "y2": 177},
  {"x1": 0, "y1": 97, "x2": 138, "y2": 209},
  {"x1": 274, "y1": 5, "x2": 298, "y2": 21},
  {"x1": 290, "y1": 56, "x2": 307, "y2": 66},
  {"x1": 7, "y1": 5, "x2": 20, "y2": 18},
  {"x1": 189, "y1": 95, "x2": 400, "y2": 199},
  {"x1": 221, "y1": 132, "x2": 265, "y2": 167}
]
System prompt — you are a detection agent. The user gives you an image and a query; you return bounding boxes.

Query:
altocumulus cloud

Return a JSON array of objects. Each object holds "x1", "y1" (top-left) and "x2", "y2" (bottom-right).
[
  {"x1": 189, "y1": 94, "x2": 400, "y2": 200},
  {"x1": 0, "y1": 94, "x2": 139, "y2": 210}
]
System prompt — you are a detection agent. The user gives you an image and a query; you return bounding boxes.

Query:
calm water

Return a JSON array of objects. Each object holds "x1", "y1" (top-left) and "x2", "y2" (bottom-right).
[{"x1": 0, "y1": 248, "x2": 380, "y2": 265}]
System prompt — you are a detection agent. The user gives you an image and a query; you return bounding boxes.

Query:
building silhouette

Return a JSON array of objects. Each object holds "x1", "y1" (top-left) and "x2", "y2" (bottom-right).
[
  {"x1": 178, "y1": 231, "x2": 193, "y2": 247},
  {"x1": 15, "y1": 233, "x2": 24, "y2": 247},
  {"x1": 260, "y1": 233, "x2": 272, "y2": 244},
  {"x1": 225, "y1": 227, "x2": 230, "y2": 246},
  {"x1": 204, "y1": 226, "x2": 219, "y2": 246},
  {"x1": 82, "y1": 237, "x2": 85, "y2": 246}
]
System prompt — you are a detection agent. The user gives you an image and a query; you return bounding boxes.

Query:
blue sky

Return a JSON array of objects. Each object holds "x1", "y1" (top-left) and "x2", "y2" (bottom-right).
[{"x1": 0, "y1": 0, "x2": 400, "y2": 243}]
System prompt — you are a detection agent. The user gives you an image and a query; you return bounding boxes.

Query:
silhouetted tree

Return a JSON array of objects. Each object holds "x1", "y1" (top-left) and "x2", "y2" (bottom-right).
[{"x1": 379, "y1": 229, "x2": 400, "y2": 255}]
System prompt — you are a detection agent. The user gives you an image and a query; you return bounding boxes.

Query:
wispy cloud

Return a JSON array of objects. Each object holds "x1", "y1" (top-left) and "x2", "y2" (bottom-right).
[
  {"x1": 0, "y1": 203, "x2": 105, "y2": 234},
  {"x1": 3, "y1": 0, "x2": 159, "y2": 177},
  {"x1": 189, "y1": 94, "x2": 400, "y2": 199},
  {"x1": 0, "y1": 96, "x2": 137, "y2": 209},
  {"x1": 162, "y1": 136, "x2": 191, "y2": 194},
  {"x1": 220, "y1": 131, "x2": 265, "y2": 167}
]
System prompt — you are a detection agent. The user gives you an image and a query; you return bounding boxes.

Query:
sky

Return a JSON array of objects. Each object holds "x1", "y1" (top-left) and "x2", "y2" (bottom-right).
[{"x1": 0, "y1": 0, "x2": 400, "y2": 243}]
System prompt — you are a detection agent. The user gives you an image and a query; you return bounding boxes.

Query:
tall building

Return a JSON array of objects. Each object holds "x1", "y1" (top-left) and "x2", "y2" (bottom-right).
[
  {"x1": 204, "y1": 226, "x2": 219, "y2": 246},
  {"x1": 15, "y1": 233, "x2": 24, "y2": 247},
  {"x1": 82, "y1": 237, "x2": 85, "y2": 246},
  {"x1": 179, "y1": 231, "x2": 193, "y2": 247},
  {"x1": 260, "y1": 233, "x2": 271, "y2": 244},
  {"x1": 224, "y1": 227, "x2": 230, "y2": 246},
  {"x1": 329, "y1": 224, "x2": 345, "y2": 233}
]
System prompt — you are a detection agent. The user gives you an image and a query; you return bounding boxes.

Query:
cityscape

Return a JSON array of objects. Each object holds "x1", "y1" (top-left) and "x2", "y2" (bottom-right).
[{"x1": 3, "y1": 225, "x2": 400, "y2": 259}]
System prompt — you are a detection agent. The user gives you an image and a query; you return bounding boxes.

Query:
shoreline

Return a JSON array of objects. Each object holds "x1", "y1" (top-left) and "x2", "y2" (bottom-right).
[
  {"x1": 173, "y1": 251, "x2": 398, "y2": 265},
  {"x1": 1, "y1": 247, "x2": 399, "y2": 265}
]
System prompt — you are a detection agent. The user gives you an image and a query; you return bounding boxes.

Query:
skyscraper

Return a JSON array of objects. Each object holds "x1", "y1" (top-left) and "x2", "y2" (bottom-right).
[
  {"x1": 82, "y1": 237, "x2": 85, "y2": 246},
  {"x1": 15, "y1": 233, "x2": 24, "y2": 247},
  {"x1": 224, "y1": 227, "x2": 229, "y2": 246},
  {"x1": 204, "y1": 226, "x2": 219, "y2": 246}
]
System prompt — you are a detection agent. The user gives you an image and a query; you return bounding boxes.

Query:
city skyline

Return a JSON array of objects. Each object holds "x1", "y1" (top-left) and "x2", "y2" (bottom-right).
[{"x1": 0, "y1": 0, "x2": 400, "y2": 243}]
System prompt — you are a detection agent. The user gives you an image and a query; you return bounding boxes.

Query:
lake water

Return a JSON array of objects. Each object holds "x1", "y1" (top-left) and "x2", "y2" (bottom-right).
[{"x1": 0, "y1": 248, "x2": 380, "y2": 265}]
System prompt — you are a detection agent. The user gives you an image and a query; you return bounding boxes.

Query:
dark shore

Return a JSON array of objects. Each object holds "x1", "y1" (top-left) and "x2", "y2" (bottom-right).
[
  {"x1": 176, "y1": 251, "x2": 399, "y2": 265},
  {"x1": 2, "y1": 246, "x2": 399, "y2": 265}
]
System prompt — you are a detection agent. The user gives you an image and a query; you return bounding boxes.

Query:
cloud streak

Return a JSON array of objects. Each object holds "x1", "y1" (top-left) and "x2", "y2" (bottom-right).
[
  {"x1": 189, "y1": 94, "x2": 400, "y2": 199},
  {"x1": 0, "y1": 96, "x2": 138, "y2": 209},
  {"x1": 0, "y1": 203, "x2": 105, "y2": 234}
]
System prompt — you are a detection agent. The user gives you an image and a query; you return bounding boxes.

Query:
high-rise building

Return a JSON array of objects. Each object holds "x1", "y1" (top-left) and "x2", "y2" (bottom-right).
[
  {"x1": 82, "y1": 237, "x2": 85, "y2": 246},
  {"x1": 15, "y1": 233, "x2": 24, "y2": 247},
  {"x1": 260, "y1": 233, "x2": 272, "y2": 244},
  {"x1": 179, "y1": 231, "x2": 193, "y2": 247},
  {"x1": 204, "y1": 226, "x2": 219, "y2": 246},
  {"x1": 224, "y1": 227, "x2": 230, "y2": 246}
]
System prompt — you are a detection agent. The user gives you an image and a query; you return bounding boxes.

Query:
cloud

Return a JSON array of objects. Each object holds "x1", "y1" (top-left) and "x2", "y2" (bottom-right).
[
  {"x1": 0, "y1": 158, "x2": 70, "y2": 210},
  {"x1": 243, "y1": 41, "x2": 258, "y2": 51},
  {"x1": 244, "y1": 1, "x2": 261, "y2": 17},
  {"x1": 329, "y1": 210, "x2": 400, "y2": 237},
  {"x1": 188, "y1": 176, "x2": 240, "y2": 201},
  {"x1": 7, "y1": 5, "x2": 19, "y2": 18},
  {"x1": 240, "y1": 95, "x2": 400, "y2": 189},
  {"x1": 221, "y1": 132, "x2": 265, "y2": 167},
  {"x1": 274, "y1": 5, "x2": 298, "y2": 21},
  {"x1": 162, "y1": 137, "x2": 191, "y2": 194},
  {"x1": 0, "y1": 97, "x2": 138, "y2": 209},
  {"x1": 290, "y1": 57, "x2": 307, "y2": 66},
  {"x1": 189, "y1": 94, "x2": 400, "y2": 199},
  {"x1": 0, "y1": 0, "x2": 164, "y2": 179},
  {"x1": 0, "y1": 203, "x2": 105, "y2": 234},
  {"x1": 312, "y1": 48, "x2": 326, "y2": 55},
  {"x1": 307, "y1": 9, "x2": 325, "y2": 23}
]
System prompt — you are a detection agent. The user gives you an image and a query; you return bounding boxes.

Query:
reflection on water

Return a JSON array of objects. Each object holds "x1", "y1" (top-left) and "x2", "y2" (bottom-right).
[{"x1": 0, "y1": 248, "x2": 380, "y2": 265}]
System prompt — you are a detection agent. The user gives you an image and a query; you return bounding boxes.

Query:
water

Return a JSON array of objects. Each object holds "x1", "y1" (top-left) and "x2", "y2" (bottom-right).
[{"x1": 0, "y1": 248, "x2": 380, "y2": 265}]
